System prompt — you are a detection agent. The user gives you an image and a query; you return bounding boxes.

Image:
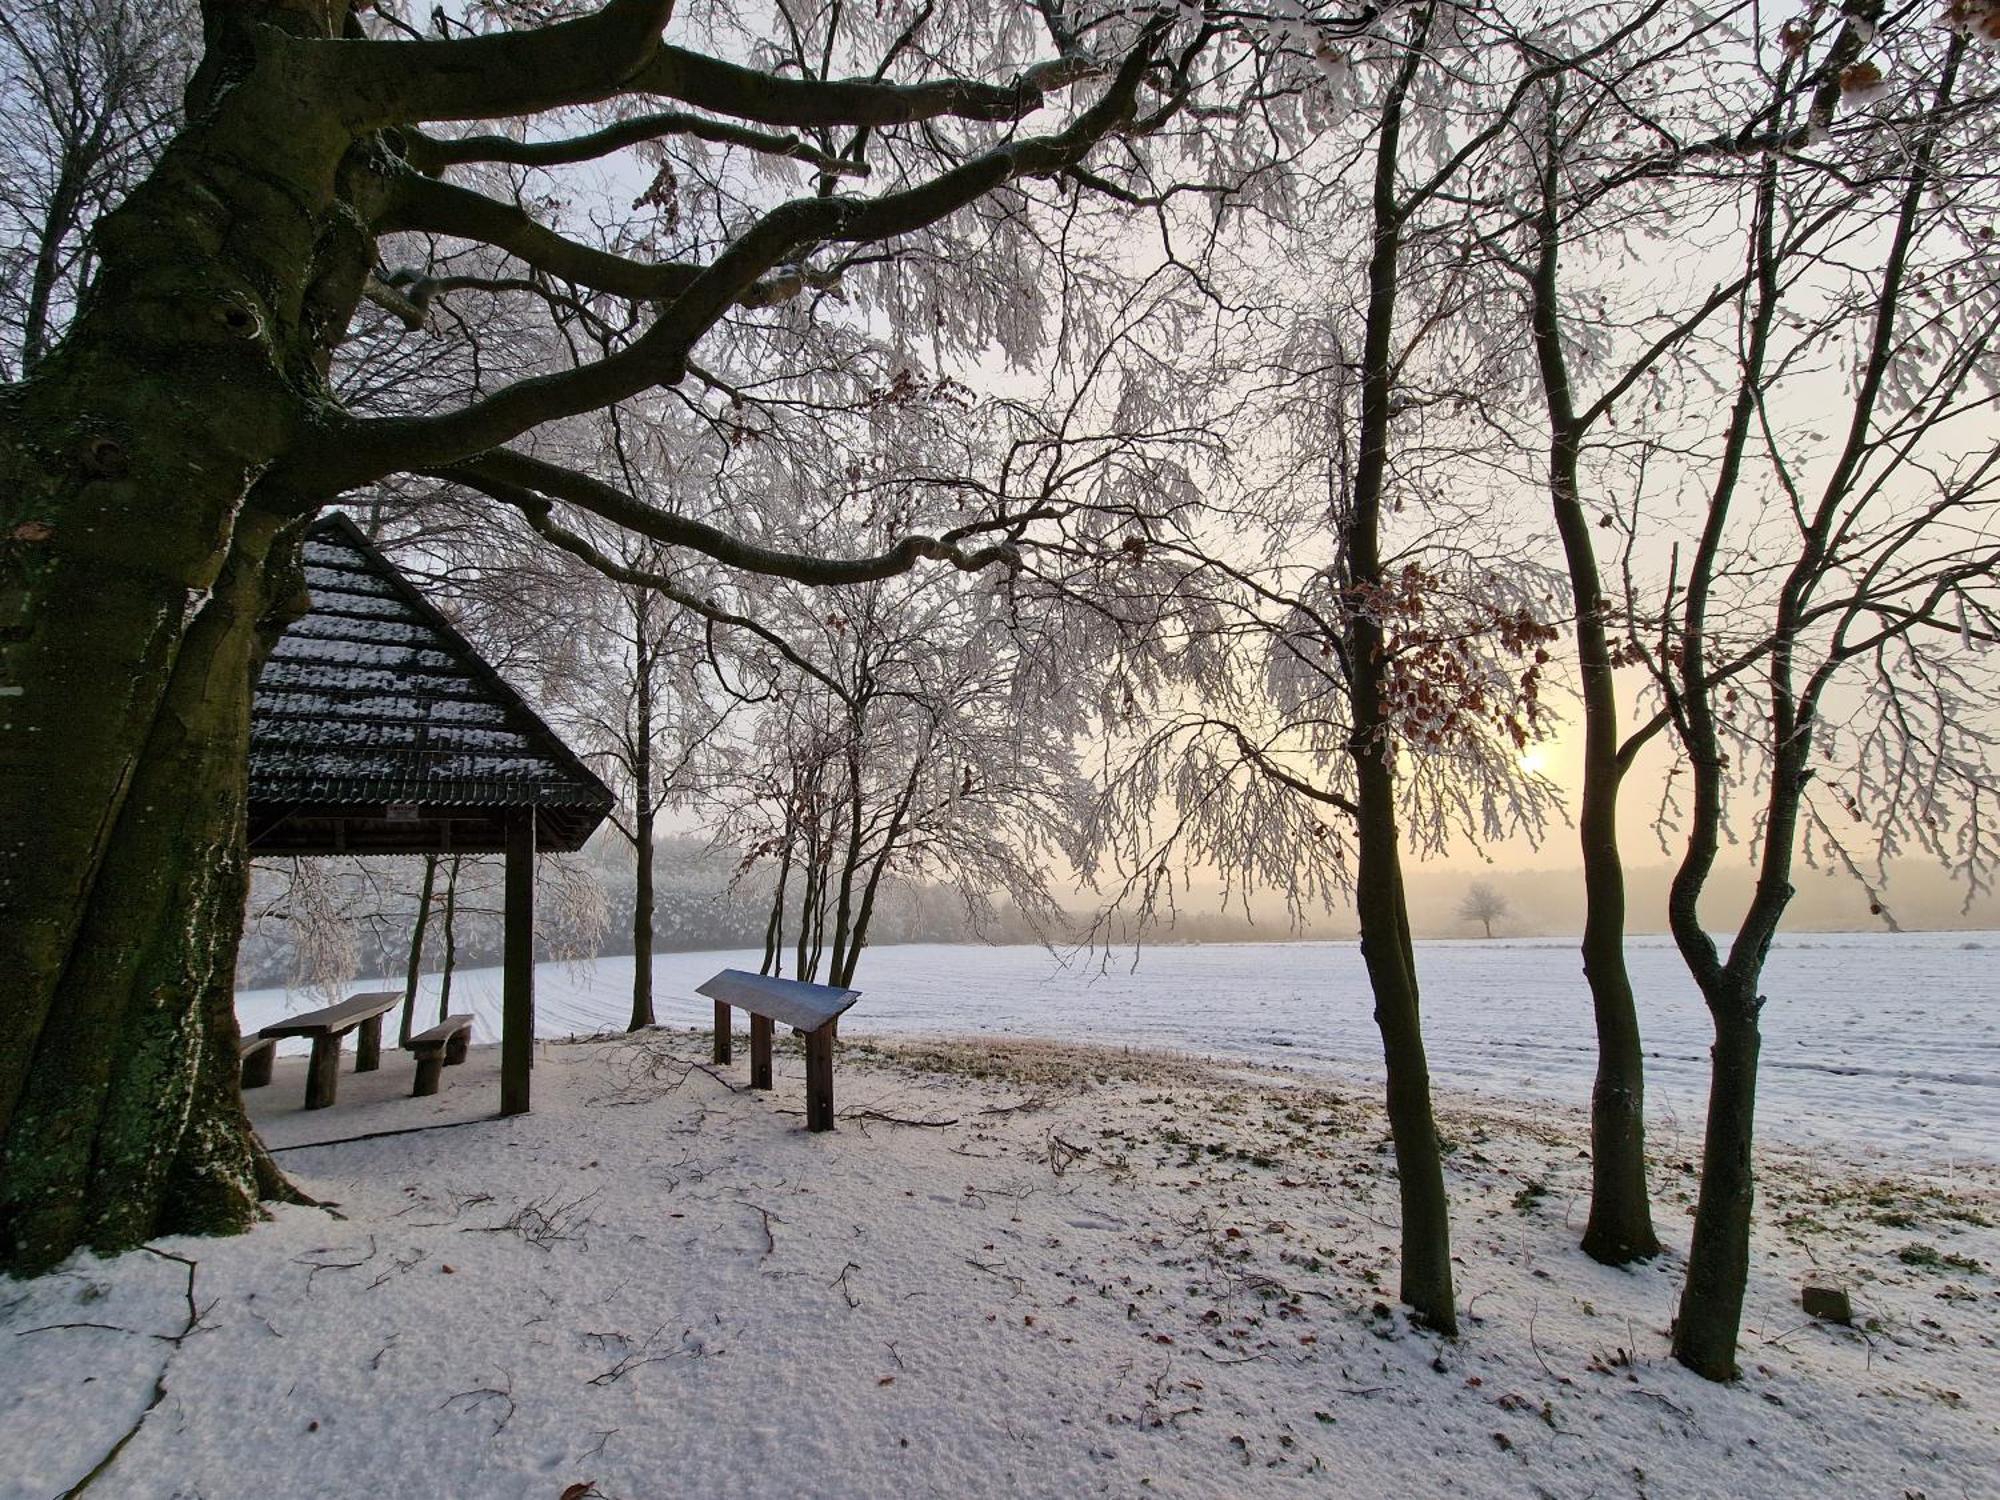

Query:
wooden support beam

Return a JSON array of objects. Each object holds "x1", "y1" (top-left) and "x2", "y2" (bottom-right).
[
  {"x1": 240, "y1": 1038, "x2": 277, "y2": 1090},
  {"x1": 713, "y1": 1000, "x2": 732, "y2": 1064},
  {"x1": 355, "y1": 1015, "x2": 383, "y2": 1072},
  {"x1": 304, "y1": 1035, "x2": 342, "y2": 1110},
  {"x1": 412, "y1": 1050, "x2": 445, "y2": 1097},
  {"x1": 750, "y1": 1013, "x2": 773, "y2": 1090},
  {"x1": 804, "y1": 1022, "x2": 835, "y2": 1132},
  {"x1": 501, "y1": 809, "x2": 535, "y2": 1117}
]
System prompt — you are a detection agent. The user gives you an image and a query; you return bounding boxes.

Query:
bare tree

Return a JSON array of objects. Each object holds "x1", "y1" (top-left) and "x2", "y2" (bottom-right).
[
  {"x1": 0, "y1": 0, "x2": 191, "y2": 377},
  {"x1": 1627, "y1": 13, "x2": 2000, "y2": 1379},
  {"x1": 1456, "y1": 882, "x2": 1508, "y2": 939}
]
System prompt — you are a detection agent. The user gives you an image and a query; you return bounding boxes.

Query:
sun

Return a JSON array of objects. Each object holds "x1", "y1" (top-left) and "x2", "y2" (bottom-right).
[{"x1": 1519, "y1": 748, "x2": 1549, "y2": 776}]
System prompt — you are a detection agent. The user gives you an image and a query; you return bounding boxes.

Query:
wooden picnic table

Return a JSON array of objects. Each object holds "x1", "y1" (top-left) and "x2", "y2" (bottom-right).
[{"x1": 259, "y1": 990, "x2": 403, "y2": 1110}]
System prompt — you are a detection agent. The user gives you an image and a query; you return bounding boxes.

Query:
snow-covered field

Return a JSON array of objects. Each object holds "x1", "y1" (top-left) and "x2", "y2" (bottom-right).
[
  {"x1": 5, "y1": 1032, "x2": 1995, "y2": 1499},
  {"x1": 241, "y1": 931, "x2": 2000, "y2": 1165}
]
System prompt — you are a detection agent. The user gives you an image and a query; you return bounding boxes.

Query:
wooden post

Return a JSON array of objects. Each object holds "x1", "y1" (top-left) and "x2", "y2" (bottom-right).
[
  {"x1": 501, "y1": 810, "x2": 535, "y2": 1117},
  {"x1": 304, "y1": 1034, "x2": 341, "y2": 1110},
  {"x1": 750, "y1": 1013, "x2": 773, "y2": 1090},
  {"x1": 355, "y1": 1015, "x2": 383, "y2": 1072},
  {"x1": 241, "y1": 1038, "x2": 276, "y2": 1089},
  {"x1": 412, "y1": 1048, "x2": 444, "y2": 1097},
  {"x1": 713, "y1": 1000, "x2": 731, "y2": 1064},
  {"x1": 804, "y1": 1022, "x2": 834, "y2": 1132}
]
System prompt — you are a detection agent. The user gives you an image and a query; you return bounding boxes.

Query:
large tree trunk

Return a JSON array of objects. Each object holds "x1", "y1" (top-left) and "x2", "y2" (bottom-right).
[
  {"x1": 0, "y1": 505, "x2": 311, "y2": 1271},
  {"x1": 1672, "y1": 992, "x2": 1762, "y2": 1379},
  {"x1": 0, "y1": 3, "x2": 364, "y2": 1274}
]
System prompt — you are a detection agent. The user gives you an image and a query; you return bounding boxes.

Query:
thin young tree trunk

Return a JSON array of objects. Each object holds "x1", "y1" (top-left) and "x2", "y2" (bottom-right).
[
  {"x1": 437, "y1": 857, "x2": 460, "y2": 1023},
  {"x1": 631, "y1": 805, "x2": 655, "y2": 1030},
  {"x1": 834, "y1": 758, "x2": 922, "y2": 989},
  {"x1": 1341, "y1": 5, "x2": 1455, "y2": 1334},
  {"x1": 1673, "y1": 989, "x2": 1761, "y2": 1377},
  {"x1": 827, "y1": 740, "x2": 866, "y2": 988},
  {"x1": 762, "y1": 841, "x2": 792, "y2": 977},
  {"x1": 629, "y1": 635, "x2": 656, "y2": 1031},
  {"x1": 1525, "y1": 113, "x2": 1660, "y2": 1265},
  {"x1": 400, "y1": 855, "x2": 439, "y2": 1047}
]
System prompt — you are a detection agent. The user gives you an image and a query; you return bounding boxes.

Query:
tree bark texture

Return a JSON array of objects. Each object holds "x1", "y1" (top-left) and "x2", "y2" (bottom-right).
[
  {"x1": 0, "y1": 3, "x2": 364, "y2": 1273},
  {"x1": 1671, "y1": 996, "x2": 1762, "y2": 1378}
]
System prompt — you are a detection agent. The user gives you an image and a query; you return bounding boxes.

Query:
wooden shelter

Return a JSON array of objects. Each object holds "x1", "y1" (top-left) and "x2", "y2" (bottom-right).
[{"x1": 246, "y1": 513, "x2": 614, "y2": 1115}]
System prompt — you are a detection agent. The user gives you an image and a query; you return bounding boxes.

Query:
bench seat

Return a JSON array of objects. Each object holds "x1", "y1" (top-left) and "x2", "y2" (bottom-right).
[{"x1": 408, "y1": 1014, "x2": 475, "y2": 1097}]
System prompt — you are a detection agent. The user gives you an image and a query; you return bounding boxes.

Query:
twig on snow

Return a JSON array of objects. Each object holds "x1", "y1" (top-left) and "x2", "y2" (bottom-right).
[
  {"x1": 832, "y1": 1261, "x2": 862, "y2": 1309},
  {"x1": 54, "y1": 1247, "x2": 201, "y2": 1498},
  {"x1": 439, "y1": 1371, "x2": 517, "y2": 1434}
]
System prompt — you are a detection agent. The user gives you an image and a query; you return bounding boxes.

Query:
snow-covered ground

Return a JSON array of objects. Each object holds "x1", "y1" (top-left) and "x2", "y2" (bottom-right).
[
  {"x1": 4, "y1": 1032, "x2": 1994, "y2": 1499},
  {"x1": 241, "y1": 931, "x2": 2000, "y2": 1165}
]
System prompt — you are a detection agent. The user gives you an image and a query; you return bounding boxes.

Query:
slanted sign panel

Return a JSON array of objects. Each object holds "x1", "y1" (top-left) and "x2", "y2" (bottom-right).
[{"x1": 695, "y1": 969, "x2": 862, "y2": 1031}]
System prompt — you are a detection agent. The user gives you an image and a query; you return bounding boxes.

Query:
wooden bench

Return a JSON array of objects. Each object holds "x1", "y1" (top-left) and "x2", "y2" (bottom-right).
[
  {"x1": 695, "y1": 969, "x2": 862, "y2": 1132},
  {"x1": 239, "y1": 1035, "x2": 278, "y2": 1090},
  {"x1": 257, "y1": 990, "x2": 403, "y2": 1110},
  {"x1": 408, "y1": 1014, "x2": 476, "y2": 1097}
]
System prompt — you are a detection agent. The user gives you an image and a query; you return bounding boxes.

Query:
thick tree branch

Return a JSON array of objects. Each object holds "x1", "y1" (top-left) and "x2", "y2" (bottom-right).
[
  {"x1": 459, "y1": 478, "x2": 853, "y2": 698},
  {"x1": 378, "y1": 173, "x2": 701, "y2": 301},
  {"x1": 433, "y1": 450, "x2": 1021, "y2": 584},
  {"x1": 409, "y1": 113, "x2": 868, "y2": 178},
  {"x1": 296, "y1": 29, "x2": 1166, "y2": 494},
  {"x1": 625, "y1": 44, "x2": 1099, "y2": 128},
  {"x1": 320, "y1": 0, "x2": 677, "y2": 127}
]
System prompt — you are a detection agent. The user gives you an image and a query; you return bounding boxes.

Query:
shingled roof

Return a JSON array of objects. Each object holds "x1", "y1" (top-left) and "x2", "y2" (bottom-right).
[{"x1": 246, "y1": 513, "x2": 613, "y2": 856}]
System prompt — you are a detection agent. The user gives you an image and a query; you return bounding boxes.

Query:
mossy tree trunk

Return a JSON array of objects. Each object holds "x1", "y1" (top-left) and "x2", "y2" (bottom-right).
[{"x1": 0, "y1": 3, "x2": 365, "y2": 1272}]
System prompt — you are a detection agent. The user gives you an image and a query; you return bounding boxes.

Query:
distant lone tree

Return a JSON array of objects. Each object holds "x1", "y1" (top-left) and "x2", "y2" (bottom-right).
[{"x1": 1457, "y1": 882, "x2": 1509, "y2": 939}]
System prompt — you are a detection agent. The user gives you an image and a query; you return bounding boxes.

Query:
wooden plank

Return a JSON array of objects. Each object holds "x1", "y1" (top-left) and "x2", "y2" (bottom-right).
[
  {"x1": 804, "y1": 1022, "x2": 835, "y2": 1132},
  {"x1": 713, "y1": 999, "x2": 731, "y2": 1064},
  {"x1": 500, "y1": 810, "x2": 534, "y2": 1116},
  {"x1": 694, "y1": 969, "x2": 861, "y2": 1032},
  {"x1": 750, "y1": 1013, "x2": 773, "y2": 1090},
  {"x1": 259, "y1": 989, "x2": 401, "y2": 1040},
  {"x1": 304, "y1": 1034, "x2": 342, "y2": 1110}
]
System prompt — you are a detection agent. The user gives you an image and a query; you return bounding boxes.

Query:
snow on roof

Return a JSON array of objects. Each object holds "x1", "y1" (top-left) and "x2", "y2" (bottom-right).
[{"x1": 248, "y1": 514, "x2": 613, "y2": 824}]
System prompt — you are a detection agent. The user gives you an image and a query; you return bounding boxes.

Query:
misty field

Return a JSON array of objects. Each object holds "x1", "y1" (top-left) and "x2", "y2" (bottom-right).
[{"x1": 239, "y1": 931, "x2": 2000, "y2": 1168}]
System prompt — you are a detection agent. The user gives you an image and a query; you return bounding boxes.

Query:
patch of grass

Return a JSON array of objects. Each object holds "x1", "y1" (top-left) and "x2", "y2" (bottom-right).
[
  {"x1": 1511, "y1": 1180, "x2": 1550, "y2": 1214},
  {"x1": 1898, "y1": 1243, "x2": 1985, "y2": 1274}
]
